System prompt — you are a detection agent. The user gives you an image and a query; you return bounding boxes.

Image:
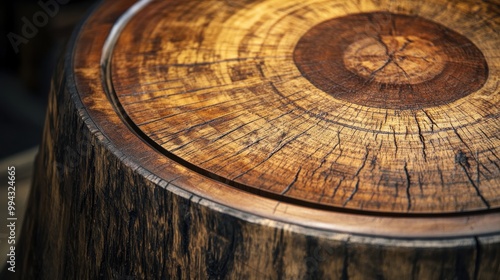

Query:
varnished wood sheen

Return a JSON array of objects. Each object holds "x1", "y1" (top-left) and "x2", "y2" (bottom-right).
[{"x1": 15, "y1": 0, "x2": 500, "y2": 279}]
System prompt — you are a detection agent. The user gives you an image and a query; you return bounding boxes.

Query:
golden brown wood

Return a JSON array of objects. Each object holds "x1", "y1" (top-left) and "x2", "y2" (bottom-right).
[
  {"x1": 108, "y1": 0, "x2": 499, "y2": 214},
  {"x1": 14, "y1": 0, "x2": 500, "y2": 279}
]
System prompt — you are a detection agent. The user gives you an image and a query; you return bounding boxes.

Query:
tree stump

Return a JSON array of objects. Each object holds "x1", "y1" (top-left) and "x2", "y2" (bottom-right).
[{"x1": 16, "y1": 0, "x2": 500, "y2": 279}]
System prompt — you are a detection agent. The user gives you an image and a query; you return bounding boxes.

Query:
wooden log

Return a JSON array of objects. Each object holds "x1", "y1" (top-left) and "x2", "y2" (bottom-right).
[{"x1": 13, "y1": 0, "x2": 500, "y2": 279}]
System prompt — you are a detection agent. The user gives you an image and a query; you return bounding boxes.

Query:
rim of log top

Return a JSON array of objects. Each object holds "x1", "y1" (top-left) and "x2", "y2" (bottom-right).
[{"x1": 70, "y1": 0, "x2": 500, "y2": 238}]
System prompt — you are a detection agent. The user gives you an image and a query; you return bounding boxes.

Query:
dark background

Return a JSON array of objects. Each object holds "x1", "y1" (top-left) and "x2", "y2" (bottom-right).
[
  {"x1": 0, "y1": 0, "x2": 98, "y2": 159},
  {"x1": 0, "y1": 2, "x2": 99, "y2": 275}
]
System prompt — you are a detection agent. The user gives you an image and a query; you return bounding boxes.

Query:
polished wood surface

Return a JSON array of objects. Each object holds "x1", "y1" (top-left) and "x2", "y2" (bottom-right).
[{"x1": 16, "y1": 0, "x2": 500, "y2": 279}]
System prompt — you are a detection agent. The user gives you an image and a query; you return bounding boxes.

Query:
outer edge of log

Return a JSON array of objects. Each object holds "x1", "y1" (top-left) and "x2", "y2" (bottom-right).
[
  {"x1": 13, "y1": 0, "x2": 500, "y2": 278},
  {"x1": 15, "y1": 55, "x2": 500, "y2": 277}
]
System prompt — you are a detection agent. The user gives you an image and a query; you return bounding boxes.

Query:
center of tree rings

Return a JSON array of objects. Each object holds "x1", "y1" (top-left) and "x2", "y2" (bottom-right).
[
  {"x1": 294, "y1": 12, "x2": 488, "y2": 109},
  {"x1": 343, "y1": 36, "x2": 446, "y2": 84}
]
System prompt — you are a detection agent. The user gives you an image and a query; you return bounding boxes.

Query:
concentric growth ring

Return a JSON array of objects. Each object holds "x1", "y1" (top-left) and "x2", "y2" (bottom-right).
[{"x1": 294, "y1": 12, "x2": 488, "y2": 109}]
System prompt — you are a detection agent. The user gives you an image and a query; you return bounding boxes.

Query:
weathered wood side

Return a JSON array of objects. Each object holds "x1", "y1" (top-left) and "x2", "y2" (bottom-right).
[{"x1": 12, "y1": 46, "x2": 498, "y2": 280}]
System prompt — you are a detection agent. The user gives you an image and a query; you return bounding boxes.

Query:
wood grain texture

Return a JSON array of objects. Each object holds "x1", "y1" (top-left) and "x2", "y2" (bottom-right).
[{"x1": 13, "y1": 0, "x2": 500, "y2": 279}]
